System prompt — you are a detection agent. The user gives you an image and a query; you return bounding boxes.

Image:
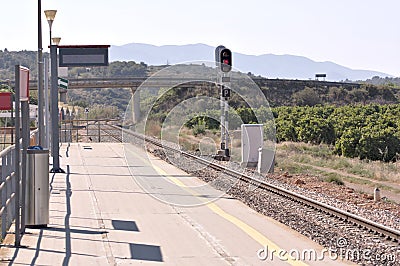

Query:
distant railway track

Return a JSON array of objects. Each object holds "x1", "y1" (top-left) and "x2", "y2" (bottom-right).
[
  {"x1": 4, "y1": 77, "x2": 361, "y2": 90},
  {"x1": 99, "y1": 124, "x2": 123, "y2": 142},
  {"x1": 114, "y1": 125, "x2": 400, "y2": 245}
]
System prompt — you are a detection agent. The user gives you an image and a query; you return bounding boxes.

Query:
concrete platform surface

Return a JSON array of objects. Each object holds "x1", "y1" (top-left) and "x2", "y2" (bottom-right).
[{"x1": 0, "y1": 143, "x2": 354, "y2": 265}]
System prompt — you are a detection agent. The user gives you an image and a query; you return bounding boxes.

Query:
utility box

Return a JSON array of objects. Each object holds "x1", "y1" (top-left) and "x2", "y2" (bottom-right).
[
  {"x1": 258, "y1": 148, "x2": 275, "y2": 174},
  {"x1": 25, "y1": 148, "x2": 49, "y2": 227},
  {"x1": 241, "y1": 124, "x2": 263, "y2": 167}
]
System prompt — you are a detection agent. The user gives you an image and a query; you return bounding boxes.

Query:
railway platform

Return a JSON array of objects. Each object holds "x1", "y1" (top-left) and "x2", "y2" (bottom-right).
[{"x1": 0, "y1": 143, "x2": 354, "y2": 265}]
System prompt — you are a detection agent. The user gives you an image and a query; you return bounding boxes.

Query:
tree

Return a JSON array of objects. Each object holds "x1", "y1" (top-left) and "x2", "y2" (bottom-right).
[
  {"x1": 328, "y1": 86, "x2": 347, "y2": 103},
  {"x1": 348, "y1": 88, "x2": 368, "y2": 104},
  {"x1": 335, "y1": 128, "x2": 361, "y2": 157},
  {"x1": 292, "y1": 87, "x2": 321, "y2": 106},
  {"x1": 358, "y1": 126, "x2": 400, "y2": 162}
]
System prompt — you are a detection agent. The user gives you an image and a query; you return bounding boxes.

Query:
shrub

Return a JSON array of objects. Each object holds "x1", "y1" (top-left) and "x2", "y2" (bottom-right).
[{"x1": 325, "y1": 176, "x2": 344, "y2": 185}]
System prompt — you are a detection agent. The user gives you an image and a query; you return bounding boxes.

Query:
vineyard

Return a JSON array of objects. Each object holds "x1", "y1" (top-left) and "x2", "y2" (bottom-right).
[{"x1": 272, "y1": 104, "x2": 400, "y2": 162}]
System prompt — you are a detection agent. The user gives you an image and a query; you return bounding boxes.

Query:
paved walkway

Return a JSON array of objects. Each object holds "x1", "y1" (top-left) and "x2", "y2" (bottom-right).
[{"x1": 0, "y1": 143, "x2": 354, "y2": 265}]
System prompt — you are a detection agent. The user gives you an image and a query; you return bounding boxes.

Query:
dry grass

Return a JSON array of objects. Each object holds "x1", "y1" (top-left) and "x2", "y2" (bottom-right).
[
  {"x1": 275, "y1": 141, "x2": 400, "y2": 192},
  {"x1": 144, "y1": 120, "x2": 162, "y2": 138}
]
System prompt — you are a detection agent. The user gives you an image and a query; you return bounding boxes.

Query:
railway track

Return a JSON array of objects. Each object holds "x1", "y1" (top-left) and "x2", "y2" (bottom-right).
[
  {"x1": 115, "y1": 125, "x2": 400, "y2": 245},
  {"x1": 98, "y1": 124, "x2": 123, "y2": 142}
]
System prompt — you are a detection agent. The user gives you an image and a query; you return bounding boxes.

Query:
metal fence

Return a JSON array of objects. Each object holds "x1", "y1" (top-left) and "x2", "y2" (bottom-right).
[
  {"x1": 60, "y1": 119, "x2": 121, "y2": 143},
  {"x1": 0, "y1": 144, "x2": 17, "y2": 240},
  {"x1": 0, "y1": 129, "x2": 38, "y2": 242}
]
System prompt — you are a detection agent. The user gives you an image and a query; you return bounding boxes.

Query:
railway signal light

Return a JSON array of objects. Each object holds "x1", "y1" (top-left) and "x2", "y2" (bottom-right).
[{"x1": 219, "y1": 48, "x2": 232, "y2": 72}]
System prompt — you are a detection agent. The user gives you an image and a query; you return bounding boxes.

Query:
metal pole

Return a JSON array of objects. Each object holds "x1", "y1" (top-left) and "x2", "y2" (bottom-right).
[
  {"x1": 8, "y1": 80, "x2": 14, "y2": 145},
  {"x1": 220, "y1": 82, "x2": 225, "y2": 151},
  {"x1": 44, "y1": 56, "x2": 50, "y2": 149},
  {"x1": 223, "y1": 72, "x2": 230, "y2": 157},
  {"x1": 59, "y1": 111, "x2": 62, "y2": 146},
  {"x1": 14, "y1": 65, "x2": 21, "y2": 247},
  {"x1": 64, "y1": 120, "x2": 67, "y2": 143},
  {"x1": 2, "y1": 154, "x2": 7, "y2": 239},
  {"x1": 224, "y1": 84, "x2": 229, "y2": 156},
  {"x1": 50, "y1": 45, "x2": 64, "y2": 173},
  {"x1": 37, "y1": 0, "x2": 45, "y2": 146},
  {"x1": 98, "y1": 121, "x2": 101, "y2": 142},
  {"x1": 49, "y1": 29, "x2": 52, "y2": 49},
  {"x1": 2, "y1": 118, "x2": 6, "y2": 149},
  {"x1": 20, "y1": 101, "x2": 29, "y2": 233},
  {"x1": 218, "y1": 73, "x2": 230, "y2": 159}
]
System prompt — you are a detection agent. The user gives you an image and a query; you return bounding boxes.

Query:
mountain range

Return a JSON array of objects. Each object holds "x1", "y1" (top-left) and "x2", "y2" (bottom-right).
[{"x1": 110, "y1": 43, "x2": 390, "y2": 81}]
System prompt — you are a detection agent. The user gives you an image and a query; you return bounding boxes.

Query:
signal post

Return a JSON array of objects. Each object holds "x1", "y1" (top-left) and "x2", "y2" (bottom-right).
[{"x1": 215, "y1": 46, "x2": 232, "y2": 161}]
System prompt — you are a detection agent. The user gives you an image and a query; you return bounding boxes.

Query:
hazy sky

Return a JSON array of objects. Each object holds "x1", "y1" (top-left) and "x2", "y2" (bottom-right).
[{"x1": 2, "y1": 0, "x2": 400, "y2": 76}]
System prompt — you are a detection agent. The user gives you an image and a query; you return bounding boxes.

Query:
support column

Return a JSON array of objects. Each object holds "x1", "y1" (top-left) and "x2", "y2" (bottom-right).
[
  {"x1": 14, "y1": 65, "x2": 21, "y2": 247},
  {"x1": 131, "y1": 88, "x2": 140, "y2": 124}
]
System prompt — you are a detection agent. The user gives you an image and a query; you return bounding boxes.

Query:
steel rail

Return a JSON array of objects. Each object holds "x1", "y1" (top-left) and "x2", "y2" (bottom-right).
[{"x1": 100, "y1": 124, "x2": 123, "y2": 142}]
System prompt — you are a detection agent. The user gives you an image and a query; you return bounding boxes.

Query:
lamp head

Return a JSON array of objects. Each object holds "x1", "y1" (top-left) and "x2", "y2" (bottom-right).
[
  {"x1": 52, "y1": 37, "x2": 61, "y2": 45},
  {"x1": 44, "y1": 10, "x2": 57, "y2": 22}
]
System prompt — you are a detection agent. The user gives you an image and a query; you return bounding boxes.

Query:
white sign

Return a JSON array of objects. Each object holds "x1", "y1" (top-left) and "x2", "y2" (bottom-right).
[
  {"x1": 58, "y1": 67, "x2": 69, "y2": 77},
  {"x1": 19, "y1": 66, "x2": 29, "y2": 101}
]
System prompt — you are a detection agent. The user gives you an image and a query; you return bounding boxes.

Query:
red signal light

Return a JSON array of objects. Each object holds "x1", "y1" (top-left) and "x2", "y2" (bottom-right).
[{"x1": 219, "y1": 48, "x2": 232, "y2": 72}]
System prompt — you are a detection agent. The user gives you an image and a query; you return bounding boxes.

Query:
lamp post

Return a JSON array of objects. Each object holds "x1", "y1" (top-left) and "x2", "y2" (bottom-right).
[
  {"x1": 50, "y1": 36, "x2": 61, "y2": 151},
  {"x1": 44, "y1": 37, "x2": 61, "y2": 150},
  {"x1": 44, "y1": 10, "x2": 63, "y2": 173},
  {"x1": 49, "y1": 42, "x2": 64, "y2": 173},
  {"x1": 37, "y1": 2, "x2": 45, "y2": 146}
]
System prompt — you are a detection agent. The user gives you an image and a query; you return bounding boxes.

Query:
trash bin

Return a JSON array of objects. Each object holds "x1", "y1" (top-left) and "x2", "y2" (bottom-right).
[{"x1": 25, "y1": 147, "x2": 49, "y2": 227}]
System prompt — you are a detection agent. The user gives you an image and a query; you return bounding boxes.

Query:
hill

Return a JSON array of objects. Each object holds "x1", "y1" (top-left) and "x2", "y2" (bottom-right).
[
  {"x1": 0, "y1": 49, "x2": 398, "y2": 114},
  {"x1": 0, "y1": 49, "x2": 38, "y2": 80},
  {"x1": 110, "y1": 43, "x2": 390, "y2": 81}
]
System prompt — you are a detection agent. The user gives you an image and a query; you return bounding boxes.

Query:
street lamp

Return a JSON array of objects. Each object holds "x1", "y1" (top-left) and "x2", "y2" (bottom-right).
[
  {"x1": 44, "y1": 10, "x2": 57, "y2": 45},
  {"x1": 52, "y1": 37, "x2": 61, "y2": 45},
  {"x1": 45, "y1": 9, "x2": 64, "y2": 173}
]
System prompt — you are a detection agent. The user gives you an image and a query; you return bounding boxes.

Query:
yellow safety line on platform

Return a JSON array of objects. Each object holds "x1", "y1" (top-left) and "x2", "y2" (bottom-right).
[
  {"x1": 152, "y1": 164, "x2": 187, "y2": 188},
  {"x1": 125, "y1": 146, "x2": 308, "y2": 266}
]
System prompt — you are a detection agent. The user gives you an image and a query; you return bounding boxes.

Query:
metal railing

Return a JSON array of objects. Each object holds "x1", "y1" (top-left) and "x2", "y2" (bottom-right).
[
  {"x1": 0, "y1": 144, "x2": 17, "y2": 240},
  {"x1": 0, "y1": 127, "x2": 38, "y2": 149},
  {"x1": 60, "y1": 119, "x2": 121, "y2": 143},
  {"x1": 0, "y1": 129, "x2": 38, "y2": 242}
]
